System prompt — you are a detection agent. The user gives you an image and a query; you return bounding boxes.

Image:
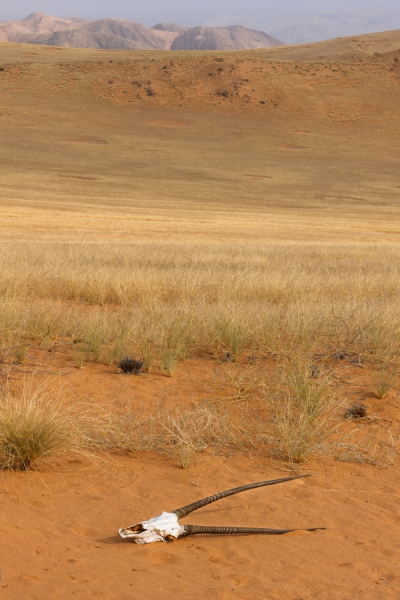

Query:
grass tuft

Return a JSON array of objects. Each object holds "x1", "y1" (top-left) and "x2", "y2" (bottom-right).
[
  {"x1": 267, "y1": 357, "x2": 341, "y2": 463},
  {"x1": 0, "y1": 380, "x2": 93, "y2": 470},
  {"x1": 370, "y1": 363, "x2": 397, "y2": 399}
]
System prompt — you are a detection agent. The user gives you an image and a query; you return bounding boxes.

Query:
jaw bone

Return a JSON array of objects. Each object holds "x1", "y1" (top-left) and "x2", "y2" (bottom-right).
[{"x1": 119, "y1": 474, "x2": 325, "y2": 545}]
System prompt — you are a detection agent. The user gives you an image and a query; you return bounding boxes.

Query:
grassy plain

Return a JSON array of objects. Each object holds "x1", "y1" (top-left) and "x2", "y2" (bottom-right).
[
  {"x1": 0, "y1": 30, "x2": 400, "y2": 458},
  {"x1": 0, "y1": 31, "x2": 400, "y2": 599}
]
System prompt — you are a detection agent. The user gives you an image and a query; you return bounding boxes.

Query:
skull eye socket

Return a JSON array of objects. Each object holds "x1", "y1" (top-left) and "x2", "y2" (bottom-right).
[{"x1": 128, "y1": 524, "x2": 145, "y2": 534}]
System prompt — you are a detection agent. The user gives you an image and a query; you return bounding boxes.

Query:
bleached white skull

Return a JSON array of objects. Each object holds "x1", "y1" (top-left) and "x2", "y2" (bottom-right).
[{"x1": 119, "y1": 512, "x2": 184, "y2": 544}]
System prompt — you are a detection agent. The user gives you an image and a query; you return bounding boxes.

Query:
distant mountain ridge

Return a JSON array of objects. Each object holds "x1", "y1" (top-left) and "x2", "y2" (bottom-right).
[
  {"x1": 170, "y1": 25, "x2": 282, "y2": 51},
  {"x1": 0, "y1": 12, "x2": 283, "y2": 50},
  {"x1": 0, "y1": 12, "x2": 88, "y2": 42}
]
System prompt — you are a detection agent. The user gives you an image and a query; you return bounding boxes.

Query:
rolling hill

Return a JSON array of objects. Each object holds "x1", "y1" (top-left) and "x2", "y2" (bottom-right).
[{"x1": 0, "y1": 27, "x2": 399, "y2": 244}]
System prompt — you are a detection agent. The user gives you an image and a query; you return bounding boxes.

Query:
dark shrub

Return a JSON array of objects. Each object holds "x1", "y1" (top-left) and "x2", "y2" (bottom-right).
[
  {"x1": 117, "y1": 357, "x2": 144, "y2": 375},
  {"x1": 344, "y1": 402, "x2": 368, "y2": 420}
]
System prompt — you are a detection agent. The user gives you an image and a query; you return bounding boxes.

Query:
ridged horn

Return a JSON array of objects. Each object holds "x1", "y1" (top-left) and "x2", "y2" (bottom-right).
[
  {"x1": 182, "y1": 525, "x2": 325, "y2": 536},
  {"x1": 173, "y1": 474, "x2": 311, "y2": 520}
]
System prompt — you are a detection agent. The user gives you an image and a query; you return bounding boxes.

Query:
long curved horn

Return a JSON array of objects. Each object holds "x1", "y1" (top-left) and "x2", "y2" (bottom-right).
[
  {"x1": 173, "y1": 474, "x2": 310, "y2": 520},
  {"x1": 182, "y1": 525, "x2": 325, "y2": 536}
]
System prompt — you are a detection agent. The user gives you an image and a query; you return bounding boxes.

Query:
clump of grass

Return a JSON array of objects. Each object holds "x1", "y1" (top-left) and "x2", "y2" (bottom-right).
[
  {"x1": 160, "y1": 347, "x2": 180, "y2": 377},
  {"x1": 103, "y1": 340, "x2": 124, "y2": 366},
  {"x1": 138, "y1": 338, "x2": 155, "y2": 373},
  {"x1": 82, "y1": 322, "x2": 105, "y2": 363},
  {"x1": 215, "y1": 314, "x2": 248, "y2": 362},
  {"x1": 159, "y1": 320, "x2": 193, "y2": 377},
  {"x1": 267, "y1": 357, "x2": 341, "y2": 463},
  {"x1": 360, "y1": 314, "x2": 400, "y2": 361},
  {"x1": 74, "y1": 350, "x2": 87, "y2": 369},
  {"x1": 370, "y1": 363, "x2": 397, "y2": 399},
  {"x1": 0, "y1": 380, "x2": 93, "y2": 470},
  {"x1": 117, "y1": 357, "x2": 144, "y2": 375}
]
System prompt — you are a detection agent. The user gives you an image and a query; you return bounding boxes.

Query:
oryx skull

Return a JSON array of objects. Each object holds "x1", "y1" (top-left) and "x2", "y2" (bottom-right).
[{"x1": 119, "y1": 474, "x2": 325, "y2": 544}]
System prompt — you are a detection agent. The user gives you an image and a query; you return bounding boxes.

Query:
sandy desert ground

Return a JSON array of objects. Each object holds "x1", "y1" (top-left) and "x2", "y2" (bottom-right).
[{"x1": 0, "y1": 31, "x2": 400, "y2": 599}]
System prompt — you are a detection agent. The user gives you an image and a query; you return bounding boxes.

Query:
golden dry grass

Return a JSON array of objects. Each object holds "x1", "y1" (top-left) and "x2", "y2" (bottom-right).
[
  {"x1": 0, "y1": 377, "x2": 100, "y2": 469},
  {"x1": 1, "y1": 241, "x2": 400, "y2": 371},
  {"x1": 0, "y1": 34, "x2": 399, "y2": 465},
  {"x1": 2, "y1": 239, "x2": 399, "y2": 464}
]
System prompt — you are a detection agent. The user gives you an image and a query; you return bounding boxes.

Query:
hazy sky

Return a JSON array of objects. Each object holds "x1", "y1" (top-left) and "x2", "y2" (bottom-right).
[{"x1": 1, "y1": 0, "x2": 399, "y2": 25}]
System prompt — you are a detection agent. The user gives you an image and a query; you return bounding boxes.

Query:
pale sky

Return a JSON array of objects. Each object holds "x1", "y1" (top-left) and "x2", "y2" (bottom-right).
[{"x1": 0, "y1": 0, "x2": 398, "y2": 24}]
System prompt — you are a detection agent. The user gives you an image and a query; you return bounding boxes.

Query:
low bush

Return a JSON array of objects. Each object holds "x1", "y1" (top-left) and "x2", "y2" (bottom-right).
[{"x1": 117, "y1": 357, "x2": 144, "y2": 375}]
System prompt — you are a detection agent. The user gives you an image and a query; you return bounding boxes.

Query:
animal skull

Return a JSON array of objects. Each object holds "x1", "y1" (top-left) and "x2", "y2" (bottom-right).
[
  {"x1": 119, "y1": 512, "x2": 184, "y2": 544},
  {"x1": 119, "y1": 474, "x2": 325, "y2": 544}
]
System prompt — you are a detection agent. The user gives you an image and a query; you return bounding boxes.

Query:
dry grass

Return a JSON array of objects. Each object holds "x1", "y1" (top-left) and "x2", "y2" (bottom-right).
[
  {"x1": 0, "y1": 242, "x2": 399, "y2": 469},
  {"x1": 0, "y1": 378, "x2": 96, "y2": 470},
  {"x1": 97, "y1": 401, "x2": 159, "y2": 456},
  {"x1": 1, "y1": 39, "x2": 399, "y2": 469},
  {"x1": 370, "y1": 363, "x2": 398, "y2": 399},
  {"x1": 98, "y1": 396, "x2": 260, "y2": 469},
  {"x1": 2, "y1": 242, "x2": 400, "y2": 369},
  {"x1": 265, "y1": 358, "x2": 342, "y2": 463}
]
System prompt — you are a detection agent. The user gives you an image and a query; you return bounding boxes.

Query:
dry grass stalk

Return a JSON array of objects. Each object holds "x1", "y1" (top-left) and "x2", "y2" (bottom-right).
[
  {"x1": 334, "y1": 426, "x2": 399, "y2": 467},
  {"x1": 154, "y1": 404, "x2": 217, "y2": 469}
]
